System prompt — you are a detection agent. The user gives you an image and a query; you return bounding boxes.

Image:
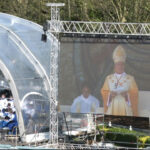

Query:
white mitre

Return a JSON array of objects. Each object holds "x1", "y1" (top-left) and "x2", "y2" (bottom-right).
[{"x1": 113, "y1": 45, "x2": 126, "y2": 63}]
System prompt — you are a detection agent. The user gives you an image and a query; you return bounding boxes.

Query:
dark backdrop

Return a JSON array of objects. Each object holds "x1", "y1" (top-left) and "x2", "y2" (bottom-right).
[{"x1": 59, "y1": 37, "x2": 150, "y2": 106}]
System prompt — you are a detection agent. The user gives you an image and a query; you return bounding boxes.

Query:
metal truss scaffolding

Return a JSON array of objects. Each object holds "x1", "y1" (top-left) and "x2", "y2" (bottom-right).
[
  {"x1": 47, "y1": 3, "x2": 150, "y2": 146},
  {"x1": 47, "y1": 3, "x2": 64, "y2": 145},
  {"x1": 49, "y1": 21, "x2": 150, "y2": 36},
  {"x1": 49, "y1": 34, "x2": 59, "y2": 144}
]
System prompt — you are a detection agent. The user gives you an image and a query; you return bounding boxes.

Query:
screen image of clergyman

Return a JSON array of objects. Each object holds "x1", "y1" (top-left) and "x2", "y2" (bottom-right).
[
  {"x1": 59, "y1": 38, "x2": 150, "y2": 116},
  {"x1": 101, "y1": 45, "x2": 138, "y2": 116}
]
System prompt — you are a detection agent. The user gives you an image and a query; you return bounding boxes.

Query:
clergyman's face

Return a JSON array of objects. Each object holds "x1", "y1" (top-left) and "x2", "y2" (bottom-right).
[
  {"x1": 114, "y1": 62, "x2": 125, "y2": 74},
  {"x1": 82, "y1": 87, "x2": 90, "y2": 98}
]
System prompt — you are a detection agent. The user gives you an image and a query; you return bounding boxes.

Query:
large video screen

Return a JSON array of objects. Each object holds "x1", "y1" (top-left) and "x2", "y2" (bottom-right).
[{"x1": 58, "y1": 37, "x2": 150, "y2": 117}]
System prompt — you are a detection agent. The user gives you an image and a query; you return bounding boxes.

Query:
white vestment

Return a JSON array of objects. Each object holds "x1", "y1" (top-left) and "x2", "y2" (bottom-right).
[
  {"x1": 71, "y1": 95, "x2": 100, "y2": 113},
  {"x1": 106, "y1": 72, "x2": 133, "y2": 116}
]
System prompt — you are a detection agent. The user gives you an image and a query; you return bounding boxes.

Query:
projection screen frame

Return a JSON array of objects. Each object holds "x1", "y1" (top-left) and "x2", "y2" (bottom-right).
[{"x1": 46, "y1": 3, "x2": 150, "y2": 147}]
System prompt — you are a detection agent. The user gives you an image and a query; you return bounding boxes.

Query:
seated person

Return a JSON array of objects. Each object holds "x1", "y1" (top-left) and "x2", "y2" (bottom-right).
[
  {"x1": 0, "y1": 94, "x2": 8, "y2": 112},
  {"x1": 0, "y1": 109, "x2": 5, "y2": 118},
  {"x1": 24, "y1": 101, "x2": 35, "y2": 117},
  {"x1": 0, "y1": 95, "x2": 16, "y2": 116},
  {"x1": 0, "y1": 108, "x2": 18, "y2": 134},
  {"x1": 7, "y1": 96, "x2": 15, "y2": 110},
  {"x1": 22, "y1": 101, "x2": 35, "y2": 127},
  {"x1": 71, "y1": 84, "x2": 100, "y2": 113}
]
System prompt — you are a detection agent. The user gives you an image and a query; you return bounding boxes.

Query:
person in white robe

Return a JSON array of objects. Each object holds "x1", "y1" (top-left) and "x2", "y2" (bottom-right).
[
  {"x1": 71, "y1": 84, "x2": 100, "y2": 113},
  {"x1": 101, "y1": 45, "x2": 138, "y2": 116}
]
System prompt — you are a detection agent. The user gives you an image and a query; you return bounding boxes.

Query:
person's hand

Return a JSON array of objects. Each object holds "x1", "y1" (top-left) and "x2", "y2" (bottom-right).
[
  {"x1": 121, "y1": 91, "x2": 128, "y2": 101},
  {"x1": 110, "y1": 91, "x2": 117, "y2": 99}
]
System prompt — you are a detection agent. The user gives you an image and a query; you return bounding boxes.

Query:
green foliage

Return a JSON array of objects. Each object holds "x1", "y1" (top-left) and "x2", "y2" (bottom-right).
[
  {"x1": 0, "y1": 0, "x2": 150, "y2": 24},
  {"x1": 104, "y1": 130, "x2": 137, "y2": 147},
  {"x1": 98, "y1": 125, "x2": 150, "y2": 148},
  {"x1": 139, "y1": 136, "x2": 150, "y2": 148},
  {"x1": 145, "y1": 137, "x2": 150, "y2": 147}
]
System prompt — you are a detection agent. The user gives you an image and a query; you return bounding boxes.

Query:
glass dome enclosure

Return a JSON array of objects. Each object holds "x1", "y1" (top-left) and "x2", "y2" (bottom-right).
[{"x1": 0, "y1": 13, "x2": 57, "y2": 143}]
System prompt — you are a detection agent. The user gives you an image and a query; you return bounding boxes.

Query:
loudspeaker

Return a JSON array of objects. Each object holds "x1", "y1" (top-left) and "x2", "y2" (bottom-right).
[{"x1": 41, "y1": 34, "x2": 47, "y2": 42}]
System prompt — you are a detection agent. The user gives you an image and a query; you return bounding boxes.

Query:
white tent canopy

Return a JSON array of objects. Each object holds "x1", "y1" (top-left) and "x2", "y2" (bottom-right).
[{"x1": 0, "y1": 13, "x2": 57, "y2": 143}]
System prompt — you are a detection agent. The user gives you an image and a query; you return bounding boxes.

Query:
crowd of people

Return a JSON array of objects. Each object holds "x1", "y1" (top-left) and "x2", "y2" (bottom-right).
[{"x1": 0, "y1": 93, "x2": 18, "y2": 134}]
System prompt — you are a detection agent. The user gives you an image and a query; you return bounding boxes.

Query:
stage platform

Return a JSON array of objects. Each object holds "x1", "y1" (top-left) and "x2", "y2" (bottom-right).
[{"x1": 60, "y1": 106, "x2": 150, "y2": 130}]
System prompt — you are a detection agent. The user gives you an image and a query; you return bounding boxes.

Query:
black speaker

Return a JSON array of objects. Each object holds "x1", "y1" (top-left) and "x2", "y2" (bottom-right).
[{"x1": 41, "y1": 34, "x2": 47, "y2": 42}]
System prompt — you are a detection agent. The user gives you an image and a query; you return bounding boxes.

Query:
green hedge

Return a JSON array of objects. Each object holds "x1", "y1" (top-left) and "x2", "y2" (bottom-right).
[
  {"x1": 98, "y1": 125, "x2": 150, "y2": 148},
  {"x1": 138, "y1": 136, "x2": 150, "y2": 148}
]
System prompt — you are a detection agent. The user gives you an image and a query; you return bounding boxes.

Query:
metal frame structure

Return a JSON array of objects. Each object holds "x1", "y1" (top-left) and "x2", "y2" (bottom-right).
[
  {"x1": 48, "y1": 21, "x2": 150, "y2": 36},
  {"x1": 47, "y1": 3, "x2": 64, "y2": 144},
  {"x1": 49, "y1": 34, "x2": 59, "y2": 144},
  {"x1": 47, "y1": 2, "x2": 150, "y2": 146},
  {"x1": 0, "y1": 23, "x2": 52, "y2": 142}
]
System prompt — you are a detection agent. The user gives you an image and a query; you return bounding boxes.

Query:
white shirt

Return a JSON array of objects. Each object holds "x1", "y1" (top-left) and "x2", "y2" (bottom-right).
[
  {"x1": 7, "y1": 113, "x2": 15, "y2": 122},
  {"x1": 0, "y1": 98, "x2": 8, "y2": 110},
  {"x1": 71, "y1": 95, "x2": 100, "y2": 113},
  {"x1": 0, "y1": 112, "x2": 5, "y2": 118}
]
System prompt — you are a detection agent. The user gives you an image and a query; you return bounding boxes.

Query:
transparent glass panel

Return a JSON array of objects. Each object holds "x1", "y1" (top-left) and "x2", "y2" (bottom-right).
[
  {"x1": 22, "y1": 94, "x2": 49, "y2": 134},
  {"x1": 0, "y1": 27, "x2": 50, "y2": 135},
  {"x1": 0, "y1": 13, "x2": 51, "y2": 77}
]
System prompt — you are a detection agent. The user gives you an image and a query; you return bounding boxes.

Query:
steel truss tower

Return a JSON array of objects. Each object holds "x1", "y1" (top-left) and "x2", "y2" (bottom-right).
[{"x1": 47, "y1": 3, "x2": 64, "y2": 145}]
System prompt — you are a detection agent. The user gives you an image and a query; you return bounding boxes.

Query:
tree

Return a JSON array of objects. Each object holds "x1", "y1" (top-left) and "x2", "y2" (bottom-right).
[{"x1": 0, "y1": 0, "x2": 149, "y2": 24}]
